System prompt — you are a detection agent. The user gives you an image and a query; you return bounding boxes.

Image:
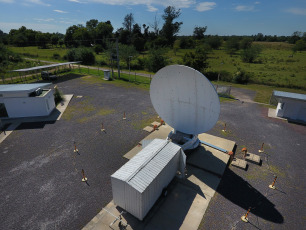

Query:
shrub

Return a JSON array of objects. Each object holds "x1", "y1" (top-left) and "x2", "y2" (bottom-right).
[
  {"x1": 233, "y1": 69, "x2": 251, "y2": 84},
  {"x1": 205, "y1": 36, "x2": 223, "y2": 49},
  {"x1": 94, "y1": 44, "x2": 104, "y2": 54},
  {"x1": 182, "y1": 48, "x2": 208, "y2": 72},
  {"x1": 53, "y1": 53, "x2": 60, "y2": 60},
  {"x1": 53, "y1": 86, "x2": 63, "y2": 105},
  {"x1": 241, "y1": 45, "x2": 262, "y2": 63},
  {"x1": 145, "y1": 49, "x2": 167, "y2": 72},
  {"x1": 66, "y1": 48, "x2": 95, "y2": 65}
]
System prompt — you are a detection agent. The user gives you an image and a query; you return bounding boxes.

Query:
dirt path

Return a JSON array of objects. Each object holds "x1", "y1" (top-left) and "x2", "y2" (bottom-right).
[{"x1": 230, "y1": 87, "x2": 256, "y2": 103}]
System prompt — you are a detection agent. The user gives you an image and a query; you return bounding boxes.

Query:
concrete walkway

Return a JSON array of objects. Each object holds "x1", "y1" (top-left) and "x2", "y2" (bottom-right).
[{"x1": 83, "y1": 124, "x2": 235, "y2": 230}]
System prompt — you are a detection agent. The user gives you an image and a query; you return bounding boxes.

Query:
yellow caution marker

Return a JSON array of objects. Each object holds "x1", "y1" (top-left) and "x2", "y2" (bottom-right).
[
  {"x1": 241, "y1": 208, "x2": 251, "y2": 223},
  {"x1": 269, "y1": 176, "x2": 277, "y2": 189},
  {"x1": 81, "y1": 169, "x2": 88, "y2": 182},
  {"x1": 259, "y1": 143, "x2": 264, "y2": 153}
]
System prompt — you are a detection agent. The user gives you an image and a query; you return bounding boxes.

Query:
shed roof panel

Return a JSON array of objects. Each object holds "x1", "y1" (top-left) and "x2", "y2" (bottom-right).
[{"x1": 273, "y1": 90, "x2": 306, "y2": 101}]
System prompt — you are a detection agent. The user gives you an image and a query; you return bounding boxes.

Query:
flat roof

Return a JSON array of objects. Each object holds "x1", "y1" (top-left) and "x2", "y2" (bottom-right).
[
  {"x1": 0, "y1": 83, "x2": 52, "y2": 93},
  {"x1": 273, "y1": 90, "x2": 306, "y2": 101},
  {"x1": 11, "y1": 61, "x2": 81, "y2": 73}
]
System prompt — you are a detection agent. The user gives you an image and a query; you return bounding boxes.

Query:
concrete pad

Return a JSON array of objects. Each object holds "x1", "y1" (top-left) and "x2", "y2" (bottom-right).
[
  {"x1": 198, "y1": 133, "x2": 236, "y2": 152},
  {"x1": 151, "y1": 121, "x2": 161, "y2": 127},
  {"x1": 123, "y1": 144, "x2": 142, "y2": 160},
  {"x1": 143, "y1": 126, "x2": 154, "y2": 133},
  {"x1": 55, "y1": 94, "x2": 73, "y2": 120},
  {"x1": 268, "y1": 108, "x2": 287, "y2": 121},
  {"x1": 139, "y1": 124, "x2": 172, "y2": 144},
  {"x1": 145, "y1": 183, "x2": 211, "y2": 230},
  {"x1": 231, "y1": 158, "x2": 247, "y2": 170},
  {"x1": 245, "y1": 152, "x2": 261, "y2": 165},
  {"x1": 0, "y1": 123, "x2": 21, "y2": 144},
  {"x1": 82, "y1": 201, "x2": 133, "y2": 230},
  {"x1": 183, "y1": 165, "x2": 221, "y2": 198},
  {"x1": 187, "y1": 144, "x2": 230, "y2": 177}
]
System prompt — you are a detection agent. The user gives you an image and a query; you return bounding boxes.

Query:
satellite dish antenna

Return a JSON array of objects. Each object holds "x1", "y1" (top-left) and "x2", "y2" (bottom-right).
[{"x1": 150, "y1": 65, "x2": 220, "y2": 150}]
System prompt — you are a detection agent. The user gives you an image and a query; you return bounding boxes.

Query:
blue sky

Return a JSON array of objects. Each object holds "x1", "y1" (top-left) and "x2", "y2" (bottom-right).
[{"x1": 0, "y1": 0, "x2": 305, "y2": 36}]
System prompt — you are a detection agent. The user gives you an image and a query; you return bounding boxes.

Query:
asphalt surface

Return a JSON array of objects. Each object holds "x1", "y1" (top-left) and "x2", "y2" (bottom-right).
[
  {"x1": 0, "y1": 74, "x2": 157, "y2": 229},
  {"x1": 0, "y1": 75, "x2": 305, "y2": 230},
  {"x1": 201, "y1": 92, "x2": 306, "y2": 229}
]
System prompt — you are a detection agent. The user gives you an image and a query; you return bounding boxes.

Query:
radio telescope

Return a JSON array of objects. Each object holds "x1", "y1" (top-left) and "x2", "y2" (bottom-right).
[{"x1": 150, "y1": 65, "x2": 220, "y2": 150}]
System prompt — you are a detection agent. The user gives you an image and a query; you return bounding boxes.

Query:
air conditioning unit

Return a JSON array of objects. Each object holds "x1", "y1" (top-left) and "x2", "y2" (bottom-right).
[{"x1": 35, "y1": 88, "x2": 42, "y2": 96}]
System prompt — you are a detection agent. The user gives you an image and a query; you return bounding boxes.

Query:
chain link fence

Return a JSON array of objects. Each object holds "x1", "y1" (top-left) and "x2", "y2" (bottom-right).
[{"x1": 213, "y1": 84, "x2": 232, "y2": 97}]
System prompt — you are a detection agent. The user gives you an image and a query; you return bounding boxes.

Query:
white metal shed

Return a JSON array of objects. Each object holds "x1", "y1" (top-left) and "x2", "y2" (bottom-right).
[
  {"x1": 273, "y1": 90, "x2": 306, "y2": 123},
  {"x1": 0, "y1": 83, "x2": 55, "y2": 118},
  {"x1": 111, "y1": 139, "x2": 186, "y2": 221}
]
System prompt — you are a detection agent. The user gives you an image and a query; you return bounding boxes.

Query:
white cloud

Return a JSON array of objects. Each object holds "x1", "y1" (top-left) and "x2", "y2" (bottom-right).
[
  {"x1": 54, "y1": 9, "x2": 68, "y2": 13},
  {"x1": 147, "y1": 4, "x2": 158, "y2": 12},
  {"x1": 34, "y1": 18, "x2": 55, "y2": 22},
  {"x1": 0, "y1": 0, "x2": 14, "y2": 3},
  {"x1": 235, "y1": 5, "x2": 254, "y2": 12},
  {"x1": 26, "y1": 0, "x2": 51, "y2": 6},
  {"x1": 255, "y1": 1, "x2": 260, "y2": 4},
  {"x1": 68, "y1": 0, "x2": 87, "y2": 3},
  {"x1": 89, "y1": 0, "x2": 196, "y2": 9},
  {"x1": 286, "y1": 8, "x2": 306, "y2": 16},
  {"x1": 196, "y1": 2, "x2": 216, "y2": 12}
]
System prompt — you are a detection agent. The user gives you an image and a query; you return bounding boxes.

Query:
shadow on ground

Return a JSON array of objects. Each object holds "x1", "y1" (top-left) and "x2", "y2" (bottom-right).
[
  {"x1": 15, "y1": 121, "x2": 56, "y2": 130},
  {"x1": 217, "y1": 168, "x2": 284, "y2": 224}
]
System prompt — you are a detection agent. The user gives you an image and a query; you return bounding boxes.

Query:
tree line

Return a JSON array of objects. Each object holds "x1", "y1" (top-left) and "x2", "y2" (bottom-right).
[{"x1": 0, "y1": 5, "x2": 306, "y2": 75}]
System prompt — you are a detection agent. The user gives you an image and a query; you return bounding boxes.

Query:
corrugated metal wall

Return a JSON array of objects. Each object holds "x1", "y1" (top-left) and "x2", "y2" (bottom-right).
[{"x1": 111, "y1": 139, "x2": 186, "y2": 221}]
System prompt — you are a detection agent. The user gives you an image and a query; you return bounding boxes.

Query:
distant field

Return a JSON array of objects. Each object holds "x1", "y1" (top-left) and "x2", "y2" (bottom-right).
[{"x1": 7, "y1": 42, "x2": 306, "y2": 90}]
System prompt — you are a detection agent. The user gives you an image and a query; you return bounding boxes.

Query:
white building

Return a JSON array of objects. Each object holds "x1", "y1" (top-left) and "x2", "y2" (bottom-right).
[
  {"x1": 111, "y1": 139, "x2": 186, "y2": 221},
  {"x1": 273, "y1": 90, "x2": 306, "y2": 123},
  {"x1": 0, "y1": 83, "x2": 55, "y2": 118}
]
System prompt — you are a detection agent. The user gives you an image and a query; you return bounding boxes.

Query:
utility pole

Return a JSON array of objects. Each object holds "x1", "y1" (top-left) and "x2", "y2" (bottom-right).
[
  {"x1": 129, "y1": 56, "x2": 133, "y2": 82},
  {"x1": 116, "y1": 38, "x2": 120, "y2": 79}
]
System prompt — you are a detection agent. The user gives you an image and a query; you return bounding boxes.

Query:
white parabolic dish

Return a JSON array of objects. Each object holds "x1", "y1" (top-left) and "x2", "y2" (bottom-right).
[{"x1": 150, "y1": 65, "x2": 220, "y2": 135}]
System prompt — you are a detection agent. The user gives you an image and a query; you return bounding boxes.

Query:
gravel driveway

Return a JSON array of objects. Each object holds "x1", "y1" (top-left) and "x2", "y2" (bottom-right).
[{"x1": 0, "y1": 75, "x2": 157, "y2": 230}]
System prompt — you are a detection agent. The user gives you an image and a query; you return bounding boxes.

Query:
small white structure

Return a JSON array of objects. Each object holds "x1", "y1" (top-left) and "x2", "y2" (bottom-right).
[
  {"x1": 273, "y1": 90, "x2": 306, "y2": 123},
  {"x1": 111, "y1": 139, "x2": 186, "y2": 221},
  {"x1": 103, "y1": 70, "x2": 111, "y2": 80},
  {"x1": 0, "y1": 83, "x2": 55, "y2": 118}
]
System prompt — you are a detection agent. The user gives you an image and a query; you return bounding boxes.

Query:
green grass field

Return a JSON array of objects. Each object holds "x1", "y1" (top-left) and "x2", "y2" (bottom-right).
[{"x1": 7, "y1": 42, "x2": 306, "y2": 93}]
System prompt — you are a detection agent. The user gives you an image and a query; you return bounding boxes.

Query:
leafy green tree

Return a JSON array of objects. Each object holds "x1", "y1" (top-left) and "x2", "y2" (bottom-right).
[
  {"x1": 86, "y1": 19, "x2": 99, "y2": 44},
  {"x1": 183, "y1": 47, "x2": 208, "y2": 72},
  {"x1": 65, "y1": 25, "x2": 79, "y2": 47},
  {"x1": 73, "y1": 27, "x2": 91, "y2": 47},
  {"x1": 206, "y1": 36, "x2": 223, "y2": 49},
  {"x1": 241, "y1": 45, "x2": 262, "y2": 63},
  {"x1": 225, "y1": 37, "x2": 240, "y2": 55},
  {"x1": 66, "y1": 48, "x2": 95, "y2": 65},
  {"x1": 146, "y1": 49, "x2": 167, "y2": 72},
  {"x1": 289, "y1": 31, "x2": 302, "y2": 44},
  {"x1": 12, "y1": 33, "x2": 28, "y2": 47},
  {"x1": 193, "y1": 26, "x2": 207, "y2": 39},
  {"x1": 160, "y1": 6, "x2": 183, "y2": 46},
  {"x1": 36, "y1": 32, "x2": 49, "y2": 48},
  {"x1": 240, "y1": 37, "x2": 253, "y2": 49},
  {"x1": 119, "y1": 44, "x2": 138, "y2": 68},
  {"x1": 94, "y1": 44, "x2": 103, "y2": 54},
  {"x1": 96, "y1": 21, "x2": 113, "y2": 47},
  {"x1": 51, "y1": 34, "x2": 59, "y2": 47},
  {"x1": 179, "y1": 36, "x2": 195, "y2": 49},
  {"x1": 293, "y1": 39, "x2": 306, "y2": 52}
]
